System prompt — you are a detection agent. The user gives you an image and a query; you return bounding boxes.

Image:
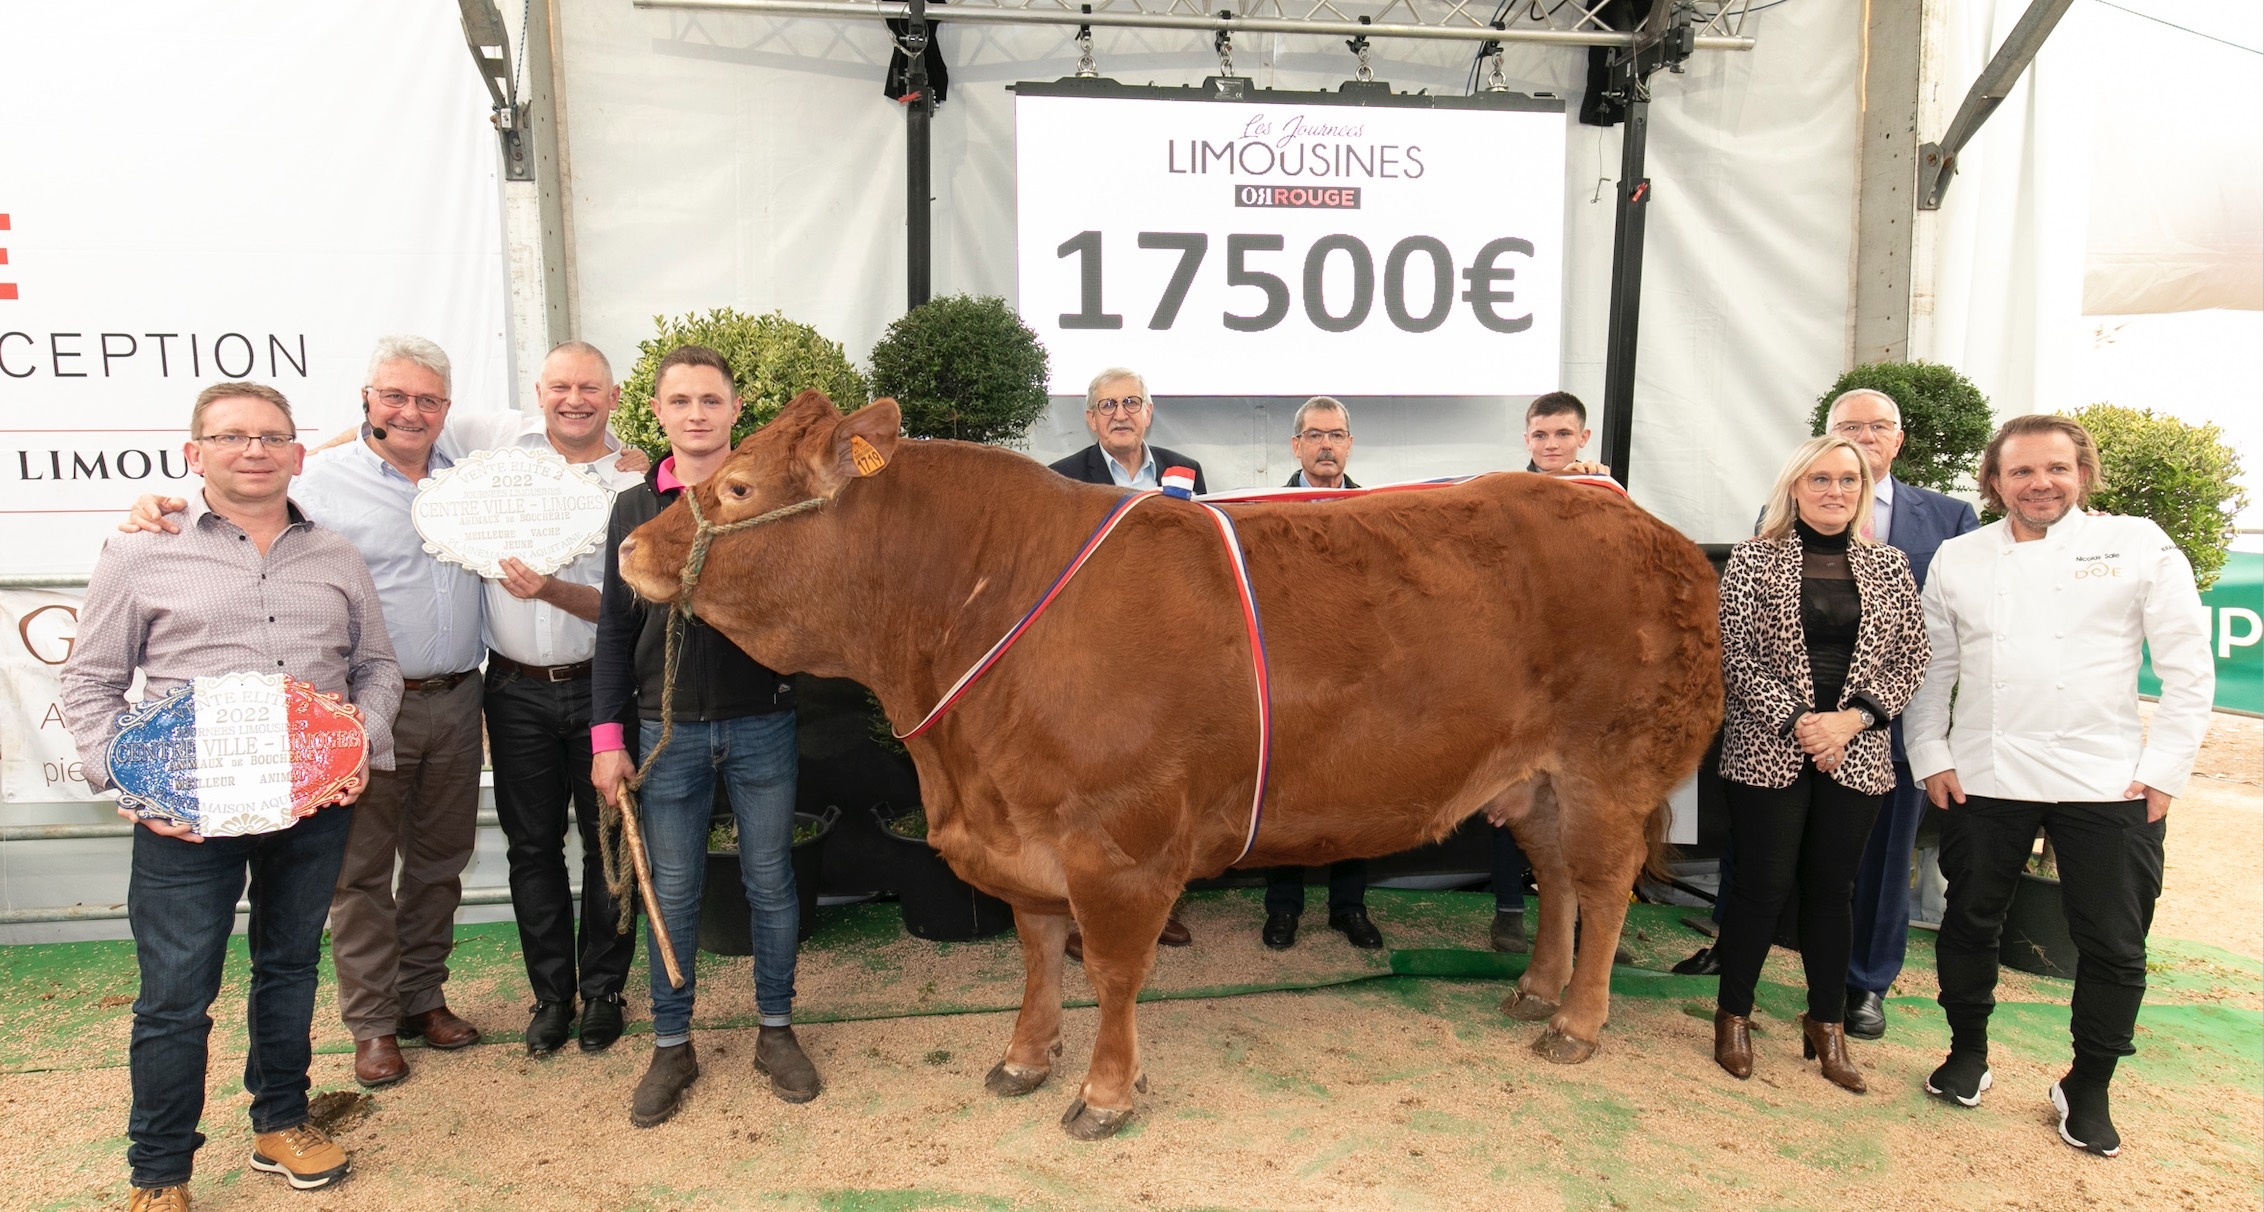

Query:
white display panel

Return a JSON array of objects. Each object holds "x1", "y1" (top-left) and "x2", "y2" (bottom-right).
[{"x1": 1016, "y1": 85, "x2": 1566, "y2": 397}]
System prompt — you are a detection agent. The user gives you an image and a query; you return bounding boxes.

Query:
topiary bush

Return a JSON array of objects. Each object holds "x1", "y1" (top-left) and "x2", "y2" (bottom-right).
[
  {"x1": 2070, "y1": 403, "x2": 2247, "y2": 591},
  {"x1": 865, "y1": 294, "x2": 1050, "y2": 446},
  {"x1": 1810, "y1": 361, "x2": 1995, "y2": 493},
  {"x1": 613, "y1": 309, "x2": 868, "y2": 457}
]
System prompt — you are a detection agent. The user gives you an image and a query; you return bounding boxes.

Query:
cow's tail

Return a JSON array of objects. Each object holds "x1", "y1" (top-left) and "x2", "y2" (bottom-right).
[{"x1": 1641, "y1": 797, "x2": 1675, "y2": 885}]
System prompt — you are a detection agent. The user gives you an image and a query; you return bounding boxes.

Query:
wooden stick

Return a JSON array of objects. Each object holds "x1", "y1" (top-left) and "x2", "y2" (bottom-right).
[{"x1": 616, "y1": 787, "x2": 685, "y2": 989}]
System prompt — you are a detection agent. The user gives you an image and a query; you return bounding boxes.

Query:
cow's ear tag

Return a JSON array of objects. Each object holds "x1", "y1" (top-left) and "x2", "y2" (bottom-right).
[{"x1": 849, "y1": 434, "x2": 888, "y2": 476}]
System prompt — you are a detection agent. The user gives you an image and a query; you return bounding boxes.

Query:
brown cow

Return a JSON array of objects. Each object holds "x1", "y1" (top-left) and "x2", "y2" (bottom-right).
[{"x1": 617, "y1": 391, "x2": 1722, "y2": 1139}]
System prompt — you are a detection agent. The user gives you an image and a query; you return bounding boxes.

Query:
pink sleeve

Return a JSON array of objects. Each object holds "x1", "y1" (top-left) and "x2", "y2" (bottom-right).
[{"x1": 590, "y1": 721, "x2": 626, "y2": 754}]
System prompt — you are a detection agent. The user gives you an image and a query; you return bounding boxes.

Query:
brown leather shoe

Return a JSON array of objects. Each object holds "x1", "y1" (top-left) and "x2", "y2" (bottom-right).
[
  {"x1": 1713, "y1": 1010, "x2": 1753, "y2": 1080},
  {"x1": 398, "y1": 1005, "x2": 480, "y2": 1050},
  {"x1": 1801, "y1": 1013, "x2": 1867, "y2": 1094},
  {"x1": 353, "y1": 1035, "x2": 408, "y2": 1088},
  {"x1": 1157, "y1": 911, "x2": 1193, "y2": 947},
  {"x1": 128, "y1": 1185, "x2": 190, "y2": 1212}
]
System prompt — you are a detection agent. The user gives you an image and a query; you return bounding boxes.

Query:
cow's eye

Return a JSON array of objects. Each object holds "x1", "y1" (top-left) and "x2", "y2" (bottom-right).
[{"x1": 728, "y1": 483, "x2": 749, "y2": 498}]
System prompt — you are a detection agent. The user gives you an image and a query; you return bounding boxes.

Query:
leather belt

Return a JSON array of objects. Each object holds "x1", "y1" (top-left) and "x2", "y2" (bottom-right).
[
  {"x1": 401, "y1": 669, "x2": 478, "y2": 693},
  {"x1": 488, "y1": 654, "x2": 593, "y2": 683}
]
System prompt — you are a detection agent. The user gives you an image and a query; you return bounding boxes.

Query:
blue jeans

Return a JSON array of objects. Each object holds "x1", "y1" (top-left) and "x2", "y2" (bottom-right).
[
  {"x1": 126, "y1": 804, "x2": 354, "y2": 1188},
  {"x1": 637, "y1": 713, "x2": 799, "y2": 1039},
  {"x1": 1848, "y1": 761, "x2": 1928, "y2": 994}
]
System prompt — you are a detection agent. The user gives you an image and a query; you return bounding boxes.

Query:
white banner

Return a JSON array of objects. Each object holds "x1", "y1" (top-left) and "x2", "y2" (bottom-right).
[
  {"x1": 0, "y1": 4, "x2": 510, "y2": 577},
  {"x1": 1015, "y1": 86, "x2": 1567, "y2": 397},
  {"x1": 0, "y1": 590, "x2": 110, "y2": 804}
]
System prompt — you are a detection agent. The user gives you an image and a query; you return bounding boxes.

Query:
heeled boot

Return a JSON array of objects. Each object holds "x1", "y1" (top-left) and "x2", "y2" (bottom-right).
[
  {"x1": 1800, "y1": 1013, "x2": 1867, "y2": 1094},
  {"x1": 1713, "y1": 1009, "x2": 1753, "y2": 1080}
]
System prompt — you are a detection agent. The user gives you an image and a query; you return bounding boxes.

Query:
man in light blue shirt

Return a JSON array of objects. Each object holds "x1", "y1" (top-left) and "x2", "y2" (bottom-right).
[{"x1": 287, "y1": 336, "x2": 490, "y2": 1085}]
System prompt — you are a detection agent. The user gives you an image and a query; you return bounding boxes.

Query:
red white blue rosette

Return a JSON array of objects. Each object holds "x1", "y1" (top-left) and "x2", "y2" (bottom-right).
[
  {"x1": 1160, "y1": 466, "x2": 1198, "y2": 499},
  {"x1": 105, "y1": 673, "x2": 369, "y2": 838}
]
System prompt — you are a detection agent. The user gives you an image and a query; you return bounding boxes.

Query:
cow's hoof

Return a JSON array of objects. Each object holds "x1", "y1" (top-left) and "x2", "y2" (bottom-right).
[
  {"x1": 985, "y1": 1061, "x2": 1050, "y2": 1097},
  {"x1": 1531, "y1": 1026, "x2": 1600, "y2": 1065},
  {"x1": 1500, "y1": 986, "x2": 1559, "y2": 1022},
  {"x1": 1059, "y1": 1098, "x2": 1134, "y2": 1141}
]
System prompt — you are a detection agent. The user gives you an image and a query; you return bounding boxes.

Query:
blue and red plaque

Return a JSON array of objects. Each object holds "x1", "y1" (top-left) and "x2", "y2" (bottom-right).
[{"x1": 105, "y1": 673, "x2": 370, "y2": 837}]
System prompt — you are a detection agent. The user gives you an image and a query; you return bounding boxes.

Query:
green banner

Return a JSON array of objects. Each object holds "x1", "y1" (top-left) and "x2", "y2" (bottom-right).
[{"x1": 2141, "y1": 550, "x2": 2263, "y2": 715}]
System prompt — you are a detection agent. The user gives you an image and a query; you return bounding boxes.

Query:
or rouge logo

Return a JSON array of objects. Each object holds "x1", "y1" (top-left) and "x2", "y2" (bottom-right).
[
  {"x1": 1235, "y1": 185, "x2": 1362, "y2": 210},
  {"x1": 0, "y1": 213, "x2": 14, "y2": 301}
]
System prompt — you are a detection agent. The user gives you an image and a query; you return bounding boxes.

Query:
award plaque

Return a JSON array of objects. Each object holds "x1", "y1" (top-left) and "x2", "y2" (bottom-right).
[
  {"x1": 410, "y1": 446, "x2": 616, "y2": 578},
  {"x1": 106, "y1": 673, "x2": 370, "y2": 837}
]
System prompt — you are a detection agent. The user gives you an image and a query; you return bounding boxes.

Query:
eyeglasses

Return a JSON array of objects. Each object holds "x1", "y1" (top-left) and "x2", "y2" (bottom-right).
[
  {"x1": 1091, "y1": 396, "x2": 1147, "y2": 416},
  {"x1": 196, "y1": 433, "x2": 297, "y2": 450},
  {"x1": 1831, "y1": 421, "x2": 1899, "y2": 437},
  {"x1": 366, "y1": 388, "x2": 449, "y2": 413},
  {"x1": 1803, "y1": 473, "x2": 1864, "y2": 493},
  {"x1": 1296, "y1": 429, "x2": 1351, "y2": 443}
]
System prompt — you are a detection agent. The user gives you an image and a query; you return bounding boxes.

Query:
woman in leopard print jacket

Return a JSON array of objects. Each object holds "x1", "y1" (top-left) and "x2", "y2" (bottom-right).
[{"x1": 1710, "y1": 435, "x2": 1929, "y2": 1095}]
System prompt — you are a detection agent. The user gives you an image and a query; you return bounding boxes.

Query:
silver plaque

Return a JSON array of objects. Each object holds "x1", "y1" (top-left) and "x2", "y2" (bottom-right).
[{"x1": 411, "y1": 446, "x2": 616, "y2": 578}]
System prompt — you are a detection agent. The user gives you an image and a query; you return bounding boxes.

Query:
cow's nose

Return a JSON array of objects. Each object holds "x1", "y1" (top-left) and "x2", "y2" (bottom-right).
[{"x1": 618, "y1": 536, "x2": 638, "y2": 563}]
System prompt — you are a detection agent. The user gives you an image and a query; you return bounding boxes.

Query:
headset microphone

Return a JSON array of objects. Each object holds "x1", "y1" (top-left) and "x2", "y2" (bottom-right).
[{"x1": 363, "y1": 402, "x2": 387, "y2": 441}]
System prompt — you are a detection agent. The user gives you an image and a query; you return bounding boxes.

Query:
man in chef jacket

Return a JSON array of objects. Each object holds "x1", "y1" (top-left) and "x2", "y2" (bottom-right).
[{"x1": 1904, "y1": 414, "x2": 2213, "y2": 1159}]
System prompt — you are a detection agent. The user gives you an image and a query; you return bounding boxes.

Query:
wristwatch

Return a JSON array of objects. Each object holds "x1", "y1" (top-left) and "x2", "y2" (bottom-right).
[{"x1": 1852, "y1": 707, "x2": 1876, "y2": 729}]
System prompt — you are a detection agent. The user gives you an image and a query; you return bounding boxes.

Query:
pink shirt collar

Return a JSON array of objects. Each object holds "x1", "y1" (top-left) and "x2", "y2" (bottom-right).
[{"x1": 655, "y1": 455, "x2": 684, "y2": 494}]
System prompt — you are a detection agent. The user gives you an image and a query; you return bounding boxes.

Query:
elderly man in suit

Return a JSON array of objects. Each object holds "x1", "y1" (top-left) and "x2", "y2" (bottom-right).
[
  {"x1": 1826, "y1": 387, "x2": 1980, "y2": 1039},
  {"x1": 1049, "y1": 367, "x2": 1207, "y2": 493},
  {"x1": 1048, "y1": 367, "x2": 1200, "y2": 960}
]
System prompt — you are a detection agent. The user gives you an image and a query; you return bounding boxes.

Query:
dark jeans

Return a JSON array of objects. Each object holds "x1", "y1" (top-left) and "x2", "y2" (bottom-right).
[
  {"x1": 1714, "y1": 763, "x2": 1883, "y2": 1021},
  {"x1": 637, "y1": 712, "x2": 799, "y2": 1039},
  {"x1": 1491, "y1": 823, "x2": 1528, "y2": 913},
  {"x1": 1847, "y1": 761, "x2": 1928, "y2": 994},
  {"x1": 1263, "y1": 861, "x2": 1367, "y2": 915},
  {"x1": 1937, "y1": 794, "x2": 2163, "y2": 1065},
  {"x1": 486, "y1": 666, "x2": 636, "y2": 1006},
  {"x1": 126, "y1": 805, "x2": 355, "y2": 1188}
]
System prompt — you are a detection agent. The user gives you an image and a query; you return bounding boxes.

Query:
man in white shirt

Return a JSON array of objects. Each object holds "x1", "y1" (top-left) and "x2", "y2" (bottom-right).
[
  {"x1": 436, "y1": 340, "x2": 649, "y2": 1057},
  {"x1": 1904, "y1": 414, "x2": 2213, "y2": 1158}
]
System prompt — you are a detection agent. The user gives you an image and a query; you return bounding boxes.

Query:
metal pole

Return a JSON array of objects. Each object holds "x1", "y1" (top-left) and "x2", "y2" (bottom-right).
[
  {"x1": 1598, "y1": 94, "x2": 1649, "y2": 488},
  {"x1": 904, "y1": 0, "x2": 933, "y2": 309}
]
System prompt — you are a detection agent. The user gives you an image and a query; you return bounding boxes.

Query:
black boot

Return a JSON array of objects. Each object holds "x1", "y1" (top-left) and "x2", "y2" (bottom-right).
[
  {"x1": 1489, "y1": 908, "x2": 1529, "y2": 954},
  {"x1": 524, "y1": 1000, "x2": 574, "y2": 1057},
  {"x1": 630, "y1": 1041, "x2": 700, "y2": 1128},
  {"x1": 580, "y1": 993, "x2": 626, "y2": 1053},
  {"x1": 1261, "y1": 911, "x2": 1299, "y2": 950},
  {"x1": 2053, "y1": 1053, "x2": 2121, "y2": 1156},
  {"x1": 755, "y1": 1025, "x2": 822, "y2": 1104}
]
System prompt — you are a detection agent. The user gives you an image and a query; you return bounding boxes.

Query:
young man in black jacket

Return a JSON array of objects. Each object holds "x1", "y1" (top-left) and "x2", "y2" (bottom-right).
[{"x1": 591, "y1": 345, "x2": 820, "y2": 1127}]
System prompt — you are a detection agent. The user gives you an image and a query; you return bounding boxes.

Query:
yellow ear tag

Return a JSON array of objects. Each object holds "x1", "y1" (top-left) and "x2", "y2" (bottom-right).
[{"x1": 849, "y1": 434, "x2": 888, "y2": 476}]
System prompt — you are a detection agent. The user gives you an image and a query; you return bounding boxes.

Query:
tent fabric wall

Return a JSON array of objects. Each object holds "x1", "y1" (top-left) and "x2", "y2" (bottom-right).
[{"x1": 558, "y1": 1, "x2": 1860, "y2": 543}]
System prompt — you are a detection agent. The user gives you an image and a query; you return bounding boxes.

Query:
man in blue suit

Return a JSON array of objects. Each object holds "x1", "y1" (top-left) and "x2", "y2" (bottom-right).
[{"x1": 1828, "y1": 387, "x2": 1980, "y2": 1039}]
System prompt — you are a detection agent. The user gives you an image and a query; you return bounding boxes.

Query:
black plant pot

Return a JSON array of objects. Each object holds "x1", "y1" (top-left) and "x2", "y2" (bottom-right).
[
  {"x1": 699, "y1": 806, "x2": 841, "y2": 955},
  {"x1": 872, "y1": 802, "x2": 1015, "y2": 941},
  {"x1": 2000, "y1": 871, "x2": 2079, "y2": 978}
]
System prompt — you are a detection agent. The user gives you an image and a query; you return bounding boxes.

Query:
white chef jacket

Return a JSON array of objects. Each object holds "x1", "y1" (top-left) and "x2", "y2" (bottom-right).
[
  {"x1": 438, "y1": 410, "x2": 646, "y2": 667},
  {"x1": 1904, "y1": 510, "x2": 2214, "y2": 801}
]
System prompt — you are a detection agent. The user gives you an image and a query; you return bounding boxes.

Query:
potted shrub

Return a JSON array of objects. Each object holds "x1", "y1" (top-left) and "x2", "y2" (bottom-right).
[
  {"x1": 1810, "y1": 361, "x2": 1994, "y2": 492},
  {"x1": 698, "y1": 805, "x2": 841, "y2": 954},
  {"x1": 613, "y1": 308, "x2": 869, "y2": 458},
  {"x1": 872, "y1": 801, "x2": 1015, "y2": 941},
  {"x1": 865, "y1": 293, "x2": 1052, "y2": 447},
  {"x1": 2070, "y1": 403, "x2": 2248, "y2": 591}
]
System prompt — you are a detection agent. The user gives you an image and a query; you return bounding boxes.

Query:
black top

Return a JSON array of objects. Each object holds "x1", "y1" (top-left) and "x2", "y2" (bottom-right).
[
  {"x1": 1047, "y1": 444, "x2": 1208, "y2": 494},
  {"x1": 592, "y1": 460, "x2": 796, "y2": 735},
  {"x1": 1796, "y1": 518, "x2": 1861, "y2": 712}
]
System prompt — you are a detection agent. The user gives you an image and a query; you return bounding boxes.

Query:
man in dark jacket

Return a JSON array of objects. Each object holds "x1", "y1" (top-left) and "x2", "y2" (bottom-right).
[
  {"x1": 591, "y1": 345, "x2": 821, "y2": 1126},
  {"x1": 1260, "y1": 397, "x2": 1383, "y2": 950},
  {"x1": 1048, "y1": 367, "x2": 1199, "y2": 959},
  {"x1": 1048, "y1": 367, "x2": 1207, "y2": 493}
]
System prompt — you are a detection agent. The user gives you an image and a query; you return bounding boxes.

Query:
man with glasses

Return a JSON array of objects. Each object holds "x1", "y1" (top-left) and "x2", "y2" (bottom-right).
[
  {"x1": 1047, "y1": 367, "x2": 1201, "y2": 959},
  {"x1": 125, "y1": 335, "x2": 489, "y2": 1088},
  {"x1": 1822, "y1": 387, "x2": 1977, "y2": 1040},
  {"x1": 1049, "y1": 367, "x2": 1208, "y2": 493},
  {"x1": 66, "y1": 382, "x2": 401, "y2": 1206},
  {"x1": 1259, "y1": 397, "x2": 1385, "y2": 950}
]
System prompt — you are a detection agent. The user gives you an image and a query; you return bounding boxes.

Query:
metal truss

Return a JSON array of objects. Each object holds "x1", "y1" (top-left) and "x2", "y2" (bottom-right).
[{"x1": 636, "y1": 0, "x2": 1757, "y2": 51}]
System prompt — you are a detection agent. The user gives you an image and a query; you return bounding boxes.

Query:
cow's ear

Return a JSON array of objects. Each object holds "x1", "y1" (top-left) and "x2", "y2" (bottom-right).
[{"x1": 813, "y1": 398, "x2": 902, "y2": 497}]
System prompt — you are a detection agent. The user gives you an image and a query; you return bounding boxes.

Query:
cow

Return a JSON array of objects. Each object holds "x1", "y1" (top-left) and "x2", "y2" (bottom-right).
[{"x1": 615, "y1": 390, "x2": 1723, "y2": 1140}]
